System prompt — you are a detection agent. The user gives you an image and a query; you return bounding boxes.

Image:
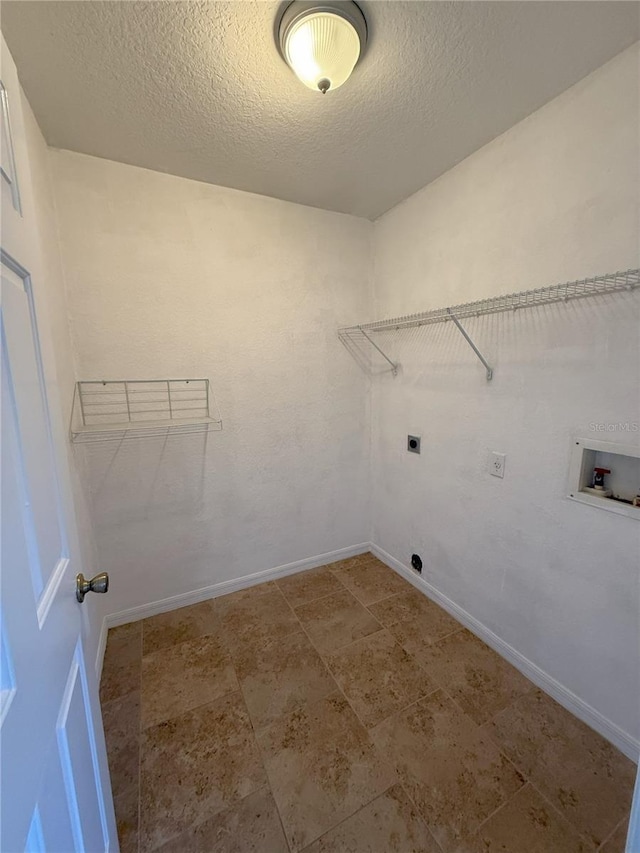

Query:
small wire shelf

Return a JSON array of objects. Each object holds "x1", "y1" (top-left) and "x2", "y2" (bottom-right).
[
  {"x1": 70, "y1": 379, "x2": 222, "y2": 443},
  {"x1": 338, "y1": 268, "x2": 639, "y2": 380}
]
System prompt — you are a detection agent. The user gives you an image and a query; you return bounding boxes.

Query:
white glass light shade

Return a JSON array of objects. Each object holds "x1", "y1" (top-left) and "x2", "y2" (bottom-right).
[{"x1": 284, "y1": 11, "x2": 361, "y2": 93}]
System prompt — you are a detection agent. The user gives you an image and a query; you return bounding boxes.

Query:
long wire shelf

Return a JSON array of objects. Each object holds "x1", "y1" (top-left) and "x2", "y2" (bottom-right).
[
  {"x1": 338, "y1": 268, "x2": 639, "y2": 380},
  {"x1": 70, "y1": 379, "x2": 222, "y2": 443}
]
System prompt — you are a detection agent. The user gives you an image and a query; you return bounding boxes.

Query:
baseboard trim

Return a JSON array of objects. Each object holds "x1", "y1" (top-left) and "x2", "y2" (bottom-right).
[
  {"x1": 95, "y1": 616, "x2": 108, "y2": 681},
  {"x1": 103, "y1": 542, "x2": 372, "y2": 631},
  {"x1": 370, "y1": 543, "x2": 639, "y2": 764}
]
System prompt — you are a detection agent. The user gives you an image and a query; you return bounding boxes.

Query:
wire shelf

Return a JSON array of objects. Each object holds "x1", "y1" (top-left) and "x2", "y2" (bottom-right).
[
  {"x1": 338, "y1": 268, "x2": 639, "y2": 380},
  {"x1": 70, "y1": 379, "x2": 222, "y2": 443},
  {"x1": 339, "y1": 268, "x2": 639, "y2": 334}
]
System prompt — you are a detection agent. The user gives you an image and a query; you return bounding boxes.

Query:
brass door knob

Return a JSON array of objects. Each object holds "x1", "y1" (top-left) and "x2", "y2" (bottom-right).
[{"x1": 76, "y1": 572, "x2": 109, "y2": 603}]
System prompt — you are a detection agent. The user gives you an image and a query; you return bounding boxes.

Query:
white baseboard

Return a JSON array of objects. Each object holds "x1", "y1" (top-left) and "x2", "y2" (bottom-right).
[
  {"x1": 95, "y1": 617, "x2": 108, "y2": 681},
  {"x1": 100, "y1": 542, "x2": 371, "y2": 637},
  {"x1": 370, "y1": 543, "x2": 640, "y2": 764}
]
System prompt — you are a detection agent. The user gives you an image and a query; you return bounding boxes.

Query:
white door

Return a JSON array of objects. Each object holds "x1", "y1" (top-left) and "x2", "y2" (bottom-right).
[{"x1": 1, "y1": 35, "x2": 117, "y2": 852}]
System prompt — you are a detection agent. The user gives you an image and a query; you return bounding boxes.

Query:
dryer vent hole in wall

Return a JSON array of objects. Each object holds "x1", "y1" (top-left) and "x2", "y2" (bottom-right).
[
  {"x1": 408, "y1": 435, "x2": 421, "y2": 454},
  {"x1": 411, "y1": 554, "x2": 423, "y2": 574}
]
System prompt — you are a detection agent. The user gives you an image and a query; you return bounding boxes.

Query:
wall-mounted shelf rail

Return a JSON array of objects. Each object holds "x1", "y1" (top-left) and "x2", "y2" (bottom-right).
[
  {"x1": 70, "y1": 379, "x2": 222, "y2": 443},
  {"x1": 338, "y1": 268, "x2": 639, "y2": 380}
]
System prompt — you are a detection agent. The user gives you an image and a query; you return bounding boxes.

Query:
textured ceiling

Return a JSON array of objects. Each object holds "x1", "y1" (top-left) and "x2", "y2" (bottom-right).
[{"x1": 2, "y1": 1, "x2": 639, "y2": 219}]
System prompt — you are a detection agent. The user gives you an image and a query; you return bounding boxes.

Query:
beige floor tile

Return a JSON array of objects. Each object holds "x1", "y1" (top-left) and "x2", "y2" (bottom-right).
[
  {"x1": 599, "y1": 818, "x2": 630, "y2": 853},
  {"x1": 325, "y1": 553, "x2": 377, "y2": 573},
  {"x1": 331, "y1": 559, "x2": 409, "y2": 606},
  {"x1": 155, "y1": 787, "x2": 289, "y2": 853},
  {"x1": 488, "y1": 690, "x2": 635, "y2": 848},
  {"x1": 369, "y1": 588, "x2": 462, "y2": 647},
  {"x1": 277, "y1": 566, "x2": 346, "y2": 608},
  {"x1": 114, "y1": 783, "x2": 139, "y2": 853},
  {"x1": 102, "y1": 691, "x2": 141, "y2": 791},
  {"x1": 326, "y1": 630, "x2": 435, "y2": 728},
  {"x1": 102, "y1": 671, "x2": 140, "y2": 851},
  {"x1": 102, "y1": 689, "x2": 140, "y2": 750},
  {"x1": 140, "y1": 692, "x2": 267, "y2": 851},
  {"x1": 141, "y1": 634, "x2": 238, "y2": 729},
  {"x1": 216, "y1": 586, "x2": 299, "y2": 655},
  {"x1": 215, "y1": 581, "x2": 281, "y2": 608},
  {"x1": 100, "y1": 628, "x2": 142, "y2": 703},
  {"x1": 413, "y1": 629, "x2": 534, "y2": 725},
  {"x1": 142, "y1": 600, "x2": 221, "y2": 654},
  {"x1": 371, "y1": 689, "x2": 525, "y2": 852},
  {"x1": 235, "y1": 629, "x2": 337, "y2": 730},
  {"x1": 257, "y1": 692, "x2": 396, "y2": 852},
  {"x1": 389, "y1": 617, "x2": 463, "y2": 656},
  {"x1": 295, "y1": 588, "x2": 383, "y2": 654},
  {"x1": 102, "y1": 567, "x2": 634, "y2": 853},
  {"x1": 368, "y1": 586, "x2": 441, "y2": 626},
  {"x1": 110, "y1": 621, "x2": 143, "y2": 643},
  {"x1": 466, "y1": 784, "x2": 593, "y2": 853},
  {"x1": 302, "y1": 784, "x2": 441, "y2": 853}
]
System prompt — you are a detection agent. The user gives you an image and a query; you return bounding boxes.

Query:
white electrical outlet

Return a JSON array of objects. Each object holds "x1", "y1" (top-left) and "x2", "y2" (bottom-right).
[{"x1": 489, "y1": 451, "x2": 506, "y2": 478}]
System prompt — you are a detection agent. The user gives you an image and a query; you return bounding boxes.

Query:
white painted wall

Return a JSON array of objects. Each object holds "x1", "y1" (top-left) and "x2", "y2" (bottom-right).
[
  {"x1": 371, "y1": 44, "x2": 640, "y2": 748},
  {"x1": 44, "y1": 43, "x2": 638, "y2": 757},
  {"x1": 19, "y1": 91, "x2": 102, "y2": 669},
  {"x1": 49, "y1": 151, "x2": 373, "y2": 618}
]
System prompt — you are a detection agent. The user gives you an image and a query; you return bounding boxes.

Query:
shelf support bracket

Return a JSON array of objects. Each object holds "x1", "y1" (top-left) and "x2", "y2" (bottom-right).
[
  {"x1": 359, "y1": 328, "x2": 399, "y2": 376},
  {"x1": 446, "y1": 309, "x2": 493, "y2": 380}
]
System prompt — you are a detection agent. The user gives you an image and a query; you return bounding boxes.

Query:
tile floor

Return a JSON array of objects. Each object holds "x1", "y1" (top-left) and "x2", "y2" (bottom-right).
[{"x1": 100, "y1": 554, "x2": 635, "y2": 853}]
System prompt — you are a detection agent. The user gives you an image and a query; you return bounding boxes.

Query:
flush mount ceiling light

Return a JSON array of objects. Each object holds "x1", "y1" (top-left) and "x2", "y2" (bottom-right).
[{"x1": 277, "y1": 1, "x2": 368, "y2": 94}]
